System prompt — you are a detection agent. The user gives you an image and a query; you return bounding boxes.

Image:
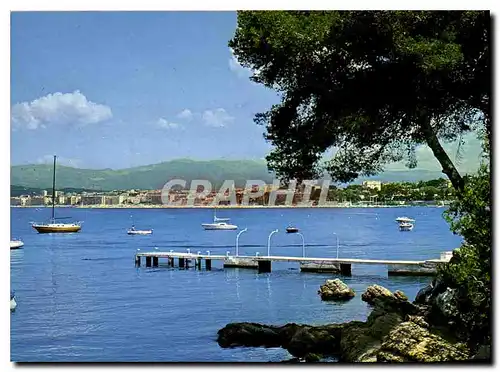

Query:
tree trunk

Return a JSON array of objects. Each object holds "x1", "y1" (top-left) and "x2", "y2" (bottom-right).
[{"x1": 421, "y1": 118, "x2": 465, "y2": 192}]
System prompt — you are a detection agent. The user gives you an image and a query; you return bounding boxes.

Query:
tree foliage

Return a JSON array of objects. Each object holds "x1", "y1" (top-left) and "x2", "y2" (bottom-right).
[{"x1": 229, "y1": 11, "x2": 490, "y2": 191}]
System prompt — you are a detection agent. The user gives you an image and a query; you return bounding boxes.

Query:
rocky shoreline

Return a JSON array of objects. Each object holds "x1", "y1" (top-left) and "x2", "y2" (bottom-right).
[{"x1": 217, "y1": 280, "x2": 491, "y2": 363}]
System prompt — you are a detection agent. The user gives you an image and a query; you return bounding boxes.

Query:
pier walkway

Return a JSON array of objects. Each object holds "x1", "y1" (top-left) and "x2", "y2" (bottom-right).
[{"x1": 135, "y1": 250, "x2": 452, "y2": 276}]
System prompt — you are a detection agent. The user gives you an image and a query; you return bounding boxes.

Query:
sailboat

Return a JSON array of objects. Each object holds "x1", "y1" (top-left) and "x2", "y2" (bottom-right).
[
  {"x1": 32, "y1": 155, "x2": 82, "y2": 233},
  {"x1": 201, "y1": 207, "x2": 237, "y2": 230}
]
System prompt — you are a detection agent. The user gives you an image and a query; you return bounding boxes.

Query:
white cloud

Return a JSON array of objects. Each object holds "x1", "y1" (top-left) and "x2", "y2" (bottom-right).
[
  {"x1": 228, "y1": 48, "x2": 253, "y2": 79},
  {"x1": 37, "y1": 155, "x2": 82, "y2": 168},
  {"x1": 202, "y1": 108, "x2": 234, "y2": 128},
  {"x1": 11, "y1": 90, "x2": 112, "y2": 130},
  {"x1": 177, "y1": 109, "x2": 193, "y2": 120},
  {"x1": 156, "y1": 117, "x2": 182, "y2": 130}
]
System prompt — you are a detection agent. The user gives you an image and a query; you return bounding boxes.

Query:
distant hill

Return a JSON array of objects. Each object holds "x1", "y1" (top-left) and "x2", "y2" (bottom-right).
[
  {"x1": 11, "y1": 159, "x2": 446, "y2": 191},
  {"x1": 10, "y1": 159, "x2": 275, "y2": 191}
]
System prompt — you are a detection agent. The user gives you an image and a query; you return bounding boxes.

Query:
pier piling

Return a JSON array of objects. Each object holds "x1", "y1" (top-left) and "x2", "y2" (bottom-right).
[
  {"x1": 179, "y1": 258, "x2": 185, "y2": 268},
  {"x1": 205, "y1": 259, "x2": 212, "y2": 270},
  {"x1": 145, "y1": 256, "x2": 152, "y2": 268},
  {"x1": 152, "y1": 257, "x2": 159, "y2": 267},
  {"x1": 135, "y1": 256, "x2": 141, "y2": 267},
  {"x1": 258, "y1": 260, "x2": 272, "y2": 273},
  {"x1": 340, "y1": 263, "x2": 352, "y2": 276}
]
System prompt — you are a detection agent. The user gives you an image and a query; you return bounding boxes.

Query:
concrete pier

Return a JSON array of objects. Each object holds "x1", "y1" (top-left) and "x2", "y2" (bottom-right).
[
  {"x1": 300, "y1": 262, "x2": 341, "y2": 273},
  {"x1": 223, "y1": 257, "x2": 258, "y2": 269},
  {"x1": 134, "y1": 250, "x2": 453, "y2": 277}
]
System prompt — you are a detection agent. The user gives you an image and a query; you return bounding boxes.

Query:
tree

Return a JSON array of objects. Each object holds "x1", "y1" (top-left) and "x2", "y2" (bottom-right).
[
  {"x1": 439, "y1": 161, "x2": 491, "y2": 349},
  {"x1": 229, "y1": 11, "x2": 490, "y2": 191}
]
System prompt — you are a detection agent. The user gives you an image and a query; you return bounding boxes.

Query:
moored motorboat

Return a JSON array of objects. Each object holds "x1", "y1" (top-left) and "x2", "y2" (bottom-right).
[
  {"x1": 127, "y1": 227, "x2": 153, "y2": 235},
  {"x1": 10, "y1": 240, "x2": 24, "y2": 249},
  {"x1": 395, "y1": 216, "x2": 415, "y2": 223},
  {"x1": 286, "y1": 226, "x2": 299, "y2": 233}
]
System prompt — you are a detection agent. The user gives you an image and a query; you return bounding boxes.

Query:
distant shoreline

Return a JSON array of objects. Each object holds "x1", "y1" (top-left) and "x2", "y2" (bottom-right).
[{"x1": 10, "y1": 204, "x2": 443, "y2": 209}]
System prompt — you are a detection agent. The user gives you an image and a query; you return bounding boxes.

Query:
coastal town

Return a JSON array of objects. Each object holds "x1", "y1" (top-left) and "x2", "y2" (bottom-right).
[{"x1": 11, "y1": 178, "x2": 454, "y2": 208}]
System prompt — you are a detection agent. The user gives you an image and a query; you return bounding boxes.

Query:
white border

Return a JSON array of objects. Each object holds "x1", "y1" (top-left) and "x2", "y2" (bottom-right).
[{"x1": 4, "y1": 3, "x2": 498, "y2": 372}]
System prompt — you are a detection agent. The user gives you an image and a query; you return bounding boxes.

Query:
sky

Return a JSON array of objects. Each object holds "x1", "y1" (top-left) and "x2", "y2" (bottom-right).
[{"x1": 10, "y1": 11, "x2": 484, "y2": 173}]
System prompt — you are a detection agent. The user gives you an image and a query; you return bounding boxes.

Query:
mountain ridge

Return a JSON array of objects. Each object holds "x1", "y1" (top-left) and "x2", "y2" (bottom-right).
[{"x1": 11, "y1": 159, "x2": 448, "y2": 191}]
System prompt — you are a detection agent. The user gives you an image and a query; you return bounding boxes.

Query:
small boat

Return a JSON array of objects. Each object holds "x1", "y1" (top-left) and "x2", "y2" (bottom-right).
[
  {"x1": 32, "y1": 155, "x2": 82, "y2": 234},
  {"x1": 10, "y1": 291, "x2": 17, "y2": 311},
  {"x1": 399, "y1": 222, "x2": 414, "y2": 231},
  {"x1": 202, "y1": 222, "x2": 238, "y2": 230},
  {"x1": 127, "y1": 226, "x2": 153, "y2": 235},
  {"x1": 286, "y1": 226, "x2": 299, "y2": 233},
  {"x1": 395, "y1": 216, "x2": 415, "y2": 223},
  {"x1": 10, "y1": 240, "x2": 24, "y2": 249}
]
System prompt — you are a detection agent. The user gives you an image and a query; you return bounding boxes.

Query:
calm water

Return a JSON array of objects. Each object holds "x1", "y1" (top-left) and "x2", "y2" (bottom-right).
[{"x1": 10, "y1": 207, "x2": 462, "y2": 362}]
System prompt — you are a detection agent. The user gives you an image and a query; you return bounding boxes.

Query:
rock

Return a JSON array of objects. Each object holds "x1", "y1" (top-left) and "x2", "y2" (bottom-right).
[
  {"x1": 318, "y1": 279, "x2": 355, "y2": 301},
  {"x1": 393, "y1": 290, "x2": 408, "y2": 302},
  {"x1": 340, "y1": 322, "x2": 383, "y2": 362},
  {"x1": 377, "y1": 321, "x2": 470, "y2": 362},
  {"x1": 217, "y1": 322, "x2": 343, "y2": 359},
  {"x1": 405, "y1": 315, "x2": 429, "y2": 328},
  {"x1": 414, "y1": 283, "x2": 433, "y2": 304},
  {"x1": 285, "y1": 324, "x2": 343, "y2": 357},
  {"x1": 361, "y1": 285, "x2": 394, "y2": 305},
  {"x1": 304, "y1": 353, "x2": 322, "y2": 362},
  {"x1": 216, "y1": 322, "x2": 283, "y2": 348},
  {"x1": 362, "y1": 286, "x2": 418, "y2": 316},
  {"x1": 434, "y1": 287, "x2": 458, "y2": 319}
]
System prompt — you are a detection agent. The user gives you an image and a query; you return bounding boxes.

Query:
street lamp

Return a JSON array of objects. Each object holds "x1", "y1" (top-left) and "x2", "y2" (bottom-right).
[
  {"x1": 267, "y1": 229, "x2": 279, "y2": 256},
  {"x1": 296, "y1": 232, "x2": 305, "y2": 258},
  {"x1": 236, "y1": 228, "x2": 248, "y2": 257},
  {"x1": 333, "y1": 232, "x2": 340, "y2": 259}
]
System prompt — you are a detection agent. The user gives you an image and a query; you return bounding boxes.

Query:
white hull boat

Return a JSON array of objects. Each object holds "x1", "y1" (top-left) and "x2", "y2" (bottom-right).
[
  {"x1": 10, "y1": 292, "x2": 17, "y2": 311},
  {"x1": 127, "y1": 229, "x2": 153, "y2": 235},
  {"x1": 395, "y1": 216, "x2": 415, "y2": 223},
  {"x1": 202, "y1": 222, "x2": 238, "y2": 230},
  {"x1": 399, "y1": 222, "x2": 414, "y2": 231},
  {"x1": 202, "y1": 208, "x2": 237, "y2": 230},
  {"x1": 10, "y1": 240, "x2": 24, "y2": 249}
]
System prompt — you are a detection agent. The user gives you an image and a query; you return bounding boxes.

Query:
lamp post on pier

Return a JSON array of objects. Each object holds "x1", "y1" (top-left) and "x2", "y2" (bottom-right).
[
  {"x1": 236, "y1": 228, "x2": 248, "y2": 257},
  {"x1": 267, "y1": 229, "x2": 279, "y2": 256}
]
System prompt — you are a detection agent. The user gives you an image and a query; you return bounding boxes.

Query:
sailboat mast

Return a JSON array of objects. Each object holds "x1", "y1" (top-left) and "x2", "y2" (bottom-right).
[{"x1": 51, "y1": 155, "x2": 56, "y2": 221}]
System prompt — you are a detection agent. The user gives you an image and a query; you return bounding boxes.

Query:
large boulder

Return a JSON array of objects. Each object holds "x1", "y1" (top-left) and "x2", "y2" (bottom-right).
[
  {"x1": 318, "y1": 279, "x2": 355, "y2": 301},
  {"x1": 362, "y1": 285, "x2": 418, "y2": 316},
  {"x1": 377, "y1": 320, "x2": 470, "y2": 362},
  {"x1": 361, "y1": 285, "x2": 395, "y2": 305}
]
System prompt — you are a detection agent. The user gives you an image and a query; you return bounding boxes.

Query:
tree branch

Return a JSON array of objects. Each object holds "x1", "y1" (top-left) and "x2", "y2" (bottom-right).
[{"x1": 421, "y1": 117, "x2": 464, "y2": 191}]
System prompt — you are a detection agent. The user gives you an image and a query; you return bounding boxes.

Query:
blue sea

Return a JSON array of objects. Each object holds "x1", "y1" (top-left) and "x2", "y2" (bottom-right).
[{"x1": 10, "y1": 207, "x2": 462, "y2": 362}]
